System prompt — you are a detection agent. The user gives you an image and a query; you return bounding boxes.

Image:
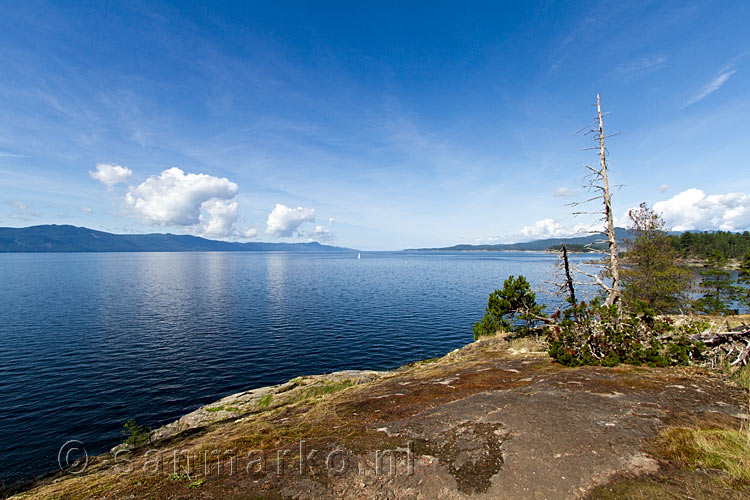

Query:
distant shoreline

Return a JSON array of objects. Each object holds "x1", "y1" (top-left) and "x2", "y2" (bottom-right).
[{"x1": 0, "y1": 224, "x2": 356, "y2": 253}]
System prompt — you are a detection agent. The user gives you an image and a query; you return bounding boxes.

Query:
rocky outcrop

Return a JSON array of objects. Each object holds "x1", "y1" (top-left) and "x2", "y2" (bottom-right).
[
  {"x1": 17, "y1": 337, "x2": 749, "y2": 500},
  {"x1": 146, "y1": 369, "x2": 384, "y2": 445}
]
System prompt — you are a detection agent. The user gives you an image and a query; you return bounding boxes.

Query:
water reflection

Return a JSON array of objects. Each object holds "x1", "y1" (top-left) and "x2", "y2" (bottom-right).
[
  {"x1": 265, "y1": 253, "x2": 290, "y2": 325},
  {"x1": 0, "y1": 250, "x2": 598, "y2": 485}
]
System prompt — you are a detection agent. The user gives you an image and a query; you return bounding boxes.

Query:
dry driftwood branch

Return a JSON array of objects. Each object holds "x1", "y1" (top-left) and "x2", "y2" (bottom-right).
[
  {"x1": 688, "y1": 324, "x2": 750, "y2": 368},
  {"x1": 571, "y1": 271, "x2": 615, "y2": 292}
]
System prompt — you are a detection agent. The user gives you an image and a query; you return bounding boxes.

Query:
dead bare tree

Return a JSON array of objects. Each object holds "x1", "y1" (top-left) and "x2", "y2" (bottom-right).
[
  {"x1": 561, "y1": 243, "x2": 577, "y2": 308},
  {"x1": 544, "y1": 243, "x2": 578, "y2": 317},
  {"x1": 569, "y1": 94, "x2": 621, "y2": 307}
]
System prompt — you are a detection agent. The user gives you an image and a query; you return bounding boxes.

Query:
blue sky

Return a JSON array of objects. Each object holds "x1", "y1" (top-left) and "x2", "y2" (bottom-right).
[{"x1": 1, "y1": 1, "x2": 749, "y2": 250}]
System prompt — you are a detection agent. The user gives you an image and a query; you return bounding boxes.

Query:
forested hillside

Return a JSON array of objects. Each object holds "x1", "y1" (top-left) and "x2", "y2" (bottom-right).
[{"x1": 667, "y1": 231, "x2": 750, "y2": 260}]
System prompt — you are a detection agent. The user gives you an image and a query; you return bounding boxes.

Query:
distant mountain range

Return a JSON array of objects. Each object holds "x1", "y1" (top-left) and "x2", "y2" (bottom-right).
[
  {"x1": 407, "y1": 227, "x2": 632, "y2": 252},
  {"x1": 0, "y1": 225, "x2": 355, "y2": 253}
]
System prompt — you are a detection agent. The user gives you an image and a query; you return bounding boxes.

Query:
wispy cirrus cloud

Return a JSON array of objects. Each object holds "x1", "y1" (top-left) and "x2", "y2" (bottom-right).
[
  {"x1": 546, "y1": 15, "x2": 597, "y2": 74},
  {"x1": 614, "y1": 55, "x2": 667, "y2": 78},
  {"x1": 8, "y1": 201, "x2": 40, "y2": 220},
  {"x1": 683, "y1": 69, "x2": 736, "y2": 107},
  {"x1": 0, "y1": 151, "x2": 28, "y2": 159}
]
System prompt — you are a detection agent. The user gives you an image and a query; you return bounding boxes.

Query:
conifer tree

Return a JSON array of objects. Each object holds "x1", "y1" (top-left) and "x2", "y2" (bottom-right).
[
  {"x1": 738, "y1": 251, "x2": 750, "y2": 310},
  {"x1": 620, "y1": 203, "x2": 692, "y2": 314},
  {"x1": 695, "y1": 250, "x2": 739, "y2": 314}
]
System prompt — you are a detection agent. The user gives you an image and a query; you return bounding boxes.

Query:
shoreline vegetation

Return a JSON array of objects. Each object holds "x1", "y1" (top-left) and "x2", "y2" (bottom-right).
[{"x1": 415, "y1": 229, "x2": 750, "y2": 262}]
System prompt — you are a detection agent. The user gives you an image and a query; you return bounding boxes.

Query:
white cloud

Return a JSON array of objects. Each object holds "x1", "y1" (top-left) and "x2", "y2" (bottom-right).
[
  {"x1": 312, "y1": 225, "x2": 330, "y2": 236},
  {"x1": 8, "y1": 201, "x2": 39, "y2": 220},
  {"x1": 199, "y1": 199, "x2": 239, "y2": 238},
  {"x1": 125, "y1": 167, "x2": 239, "y2": 237},
  {"x1": 240, "y1": 227, "x2": 258, "y2": 239},
  {"x1": 306, "y1": 217, "x2": 335, "y2": 241},
  {"x1": 10, "y1": 201, "x2": 29, "y2": 210},
  {"x1": 519, "y1": 218, "x2": 603, "y2": 240},
  {"x1": 265, "y1": 203, "x2": 316, "y2": 237},
  {"x1": 554, "y1": 187, "x2": 574, "y2": 197},
  {"x1": 309, "y1": 225, "x2": 334, "y2": 242},
  {"x1": 653, "y1": 188, "x2": 750, "y2": 231},
  {"x1": 521, "y1": 218, "x2": 563, "y2": 239},
  {"x1": 658, "y1": 184, "x2": 670, "y2": 193},
  {"x1": 80, "y1": 206, "x2": 93, "y2": 213},
  {"x1": 89, "y1": 163, "x2": 132, "y2": 189},
  {"x1": 684, "y1": 70, "x2": 736, "y2": 107}
]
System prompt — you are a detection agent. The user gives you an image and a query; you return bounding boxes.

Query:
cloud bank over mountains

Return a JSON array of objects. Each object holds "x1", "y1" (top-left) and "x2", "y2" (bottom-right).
[
  {"x1": 124, "y1": 167, "x2": 239, "y2": 237},
  {"x1": 516, "y1": 188, "x2": 750, "y2": 242},
  {"x1": 654, "y1": 188, "x2": 750, "y2": 232},
  {"x1": 519, "y1": 218, "x2": 599, "y2": 240},
  {"x1": 88, "y1": 164, "x2": 330, "y2": 241},
  {"x1": 87, "y1": 162, "x2": 750, "y2": 245},
  {"x1": 265, "y1": 204, "x2": 316, "y2": 237}
]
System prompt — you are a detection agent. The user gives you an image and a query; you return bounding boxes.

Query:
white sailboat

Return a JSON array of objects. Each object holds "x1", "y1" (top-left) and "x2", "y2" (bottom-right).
[{"x1": 357, "y1": 252, "x2": 361, "y2": 259}]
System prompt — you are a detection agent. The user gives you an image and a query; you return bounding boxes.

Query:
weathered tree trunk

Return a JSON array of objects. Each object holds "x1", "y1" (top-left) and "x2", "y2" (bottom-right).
[
  {"x1": 561, "y1": 243, "x2": 577, "y2": 308},
  {"x1": 597, "y1": 94, "x2": 621, "y2": 307},
  {"x1": 566, "y1": 95, "x2": 623, "y2": 308}
]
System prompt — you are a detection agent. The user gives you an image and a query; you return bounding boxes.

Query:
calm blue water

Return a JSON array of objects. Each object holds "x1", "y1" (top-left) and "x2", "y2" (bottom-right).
[{"x1": 0, "y1": 251, "x2": 593, "y2": 485}]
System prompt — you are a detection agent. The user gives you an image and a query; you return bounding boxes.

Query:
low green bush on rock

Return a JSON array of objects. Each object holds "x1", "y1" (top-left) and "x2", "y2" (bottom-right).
[
  {"x1": 473, "y1": 275, "x2": 547, "y2": 340},
  {"x1": 547, "y1": 299, "x2": 706, "y2": 367}
]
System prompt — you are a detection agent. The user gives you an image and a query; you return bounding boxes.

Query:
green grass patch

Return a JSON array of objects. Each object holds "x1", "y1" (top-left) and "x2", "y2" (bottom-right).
[
  {"x1": 588, "y1": 469, "x2": 746, "y2": 499},
  {"x1": 654, "y1": 427, "x2": 750, "y2": 481},
  {"x1": 400, "y1": 357, "x2": 440, "y2": 370},
  {"x1": 293, "y1": 380, "x2": 354, "y2": 402},
  {"x1": 189, "y1": 478, "x2": 205, "y2": 488},
  {"x1": 205, "y1": 405, "x2": 240, "y2": 413},
  {"x1": 278, "y1": 376, "x2": 305, "y2": 393},
  {"x1": 258, "y1": 393, "x2": 273, "y2": 409}
]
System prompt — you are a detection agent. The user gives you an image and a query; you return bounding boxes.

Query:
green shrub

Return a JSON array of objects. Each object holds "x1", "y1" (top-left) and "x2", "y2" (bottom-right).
[
  {"x1": 547, "y1": 300, "x2": 705, "y2": 367},
  {"x1": 473, "y1": 275, "x2": 546, "y2": 340},
  {"x1": 473, "y1": 313, "x2": 502, "y2": 340},
  {"x1": 121, "y1": 419, "x2": 150, "y2": 447}
]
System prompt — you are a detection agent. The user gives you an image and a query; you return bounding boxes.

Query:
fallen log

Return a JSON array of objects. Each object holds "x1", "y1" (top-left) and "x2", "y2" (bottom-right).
[{"x1": 685, "y1": 326, "x2": 750, "y2": 368}]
